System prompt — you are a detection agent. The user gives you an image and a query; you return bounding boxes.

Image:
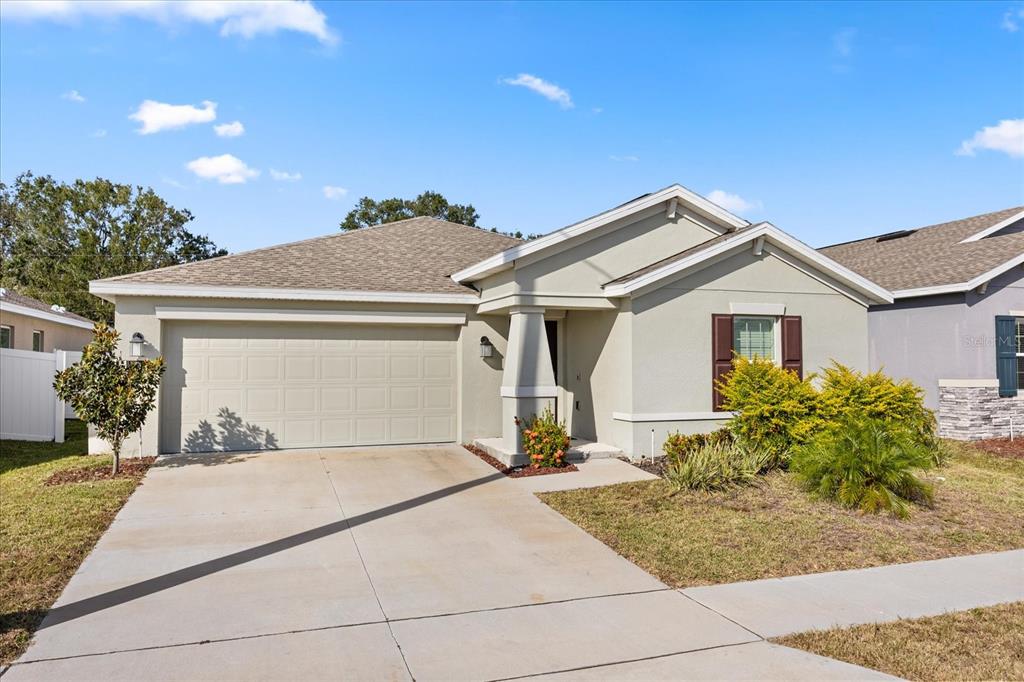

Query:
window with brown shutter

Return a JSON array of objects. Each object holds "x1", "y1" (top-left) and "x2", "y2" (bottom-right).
[{"x1": 711, "y1": 313, "x2": 803, "y2": 410}]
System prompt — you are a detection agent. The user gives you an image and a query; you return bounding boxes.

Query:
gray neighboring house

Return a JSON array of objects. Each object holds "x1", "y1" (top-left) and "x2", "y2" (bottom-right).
[
  {"x1": 89, "y1": 184, "x2": 891, "y2": 463},
  {"x1": 821, "y1": 207, "x2": 1024, "y2": 440}
]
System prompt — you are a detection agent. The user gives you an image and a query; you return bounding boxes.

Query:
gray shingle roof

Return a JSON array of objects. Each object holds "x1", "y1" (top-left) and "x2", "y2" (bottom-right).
[
  {"x1": 96, "y1": 217, "x2": 523, "y2": 295},
  {"x1": 819, "y1": 207, "x2": 1024, "y2": 291},
  {"x1": 0, "y1": 289, "x2": 95, "y2": 324}
]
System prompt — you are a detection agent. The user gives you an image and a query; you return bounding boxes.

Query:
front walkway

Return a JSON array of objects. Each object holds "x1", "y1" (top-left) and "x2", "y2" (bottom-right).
[{"x1": 4, "y1": 445, "x2": 885, "y2": 681}]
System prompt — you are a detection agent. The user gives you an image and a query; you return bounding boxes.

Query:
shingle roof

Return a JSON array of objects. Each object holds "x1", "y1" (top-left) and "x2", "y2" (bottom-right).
[
  {"x1": 0, "y1": 289, "x2": 95, "y2": 324},
  {"x1": 603, "y1": 227, "x2": 751, "y2": 286},
  {"x1": 819, "y1": 207, "x2": 1024, "y2": 292},
  {"x1": 96, "y1": 217, "x2": 523, "y2": 295}
]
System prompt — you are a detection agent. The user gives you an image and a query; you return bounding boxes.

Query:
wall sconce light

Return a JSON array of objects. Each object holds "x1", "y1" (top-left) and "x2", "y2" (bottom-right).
[
  {"x1": 479, "y1": 336, "x2": 494, "y2": 358},
  {"x1": 129, "y1": 332, "x2": 146, "y2": 358}
]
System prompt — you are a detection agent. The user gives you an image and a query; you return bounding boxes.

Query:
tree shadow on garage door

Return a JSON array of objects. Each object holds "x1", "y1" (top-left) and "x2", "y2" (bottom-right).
[{"x1": 181, "y1": 407, "x2": 279, "y2": 456}]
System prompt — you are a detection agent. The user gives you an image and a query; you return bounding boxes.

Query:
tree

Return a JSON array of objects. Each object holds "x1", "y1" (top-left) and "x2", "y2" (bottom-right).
[
  {"x1": 54, "y1": 325, "x2": 165, "y2": 475},
  {"x1": 340, "y1": 190, "x2": 480, "y2": 230},
  {"x1": 0, "y1": 172, "x2": 227, "y2": 322}
]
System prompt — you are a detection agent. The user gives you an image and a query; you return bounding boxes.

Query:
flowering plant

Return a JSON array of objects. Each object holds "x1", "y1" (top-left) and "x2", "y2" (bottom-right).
[{"x1": 516, "y1": 406, "x2": 570, "y2": 468}]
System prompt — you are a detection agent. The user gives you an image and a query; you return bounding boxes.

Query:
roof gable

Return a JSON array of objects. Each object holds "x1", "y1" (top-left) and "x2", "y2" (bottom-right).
[{"x1": 451, "y1": 184, "x2": 749, "y2": 284}]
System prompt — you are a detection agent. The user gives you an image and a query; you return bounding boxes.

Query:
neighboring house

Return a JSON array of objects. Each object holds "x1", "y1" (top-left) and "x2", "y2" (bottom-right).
[
  {"x1": 89, "y1": 185, "x2": 891, "y2": 462},
  {"x1": 821, "y1": 207, "x2": 1024, "y2": 440},
  {"x1": 0, "y1": 289, "x2": 95, "y2": 352}
]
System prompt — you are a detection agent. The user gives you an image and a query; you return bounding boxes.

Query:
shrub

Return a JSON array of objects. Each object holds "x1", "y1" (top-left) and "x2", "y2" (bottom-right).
[
  {"x1": 518, "y1": 406, "x2": 570, "y2": 468},
  {"x1": 664, "y1": 440, "x2": 767, "y2": 492},
  {"x1": 717, "y1": 355, "x2": 821, "y2": 467},
  {"x1": 818, "y1": 362, "x2": 937, "y2": 447},
  {"x1": 791, "y1": 414, "x2": 935, "y2": 519},
  {"x1": 663, "y1": 428, "x2": 733, "y2": 464}
]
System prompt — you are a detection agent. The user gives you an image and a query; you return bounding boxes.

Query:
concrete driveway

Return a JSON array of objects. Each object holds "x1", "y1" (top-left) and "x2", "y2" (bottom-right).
[{"x1": 6, "y1": 446, "x2": 884, "y2": 681}]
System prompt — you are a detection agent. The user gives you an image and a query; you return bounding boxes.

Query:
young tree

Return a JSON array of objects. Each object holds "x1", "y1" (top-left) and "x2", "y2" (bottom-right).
[{"x1": 54, "y1": 325, "x2": 165, "y2": 475}]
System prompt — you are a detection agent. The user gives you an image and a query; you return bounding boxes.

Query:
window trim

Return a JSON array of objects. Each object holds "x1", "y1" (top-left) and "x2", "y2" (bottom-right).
[
  {"x1": 0, "y1": 325, "x2": 11, "y2": 349},
  {"x1": 32, "y1": 329, "x2": 44, "y2": 353}
]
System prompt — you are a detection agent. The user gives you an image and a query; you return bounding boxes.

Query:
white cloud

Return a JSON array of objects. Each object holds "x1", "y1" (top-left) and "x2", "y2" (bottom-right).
[
  {"x1": 707, "y1": 189, "x2": 762, "y2": 214},
  {"x1": 1002, "y1": 7, "x2": 1024, "y2": 31},
  {"x1": 609, "y1": 155, "x2": 639, "y2": 162},
  {"x1": 214, "y1": 120, "x2": 245, "y2": 137},
  {"x1": 957, "y1": 118, "x2": 1024, "y2": 158},
  {"x1": 61, "y1": 89, "x2": 85, "y2": 103},
  {"x1": 186, "y1": 154, "x2": 259, "y2": 184},
  {"x1": 3, "y1": 1, "x2": 338, "y2": 45},
  {"x1": 90, "y1": 129, "x2": 107, "y2": 138},
  {"x1": 162, "y1": 176, "x2": 187, "y2": 189},
  {"x1": 270, "y1": 169, "x2": 302, "y2": 182},
  {"x1": 501, "y1": 73, "x2": 573, "y2": 109},
  {"x1": 131, "y1": 99, "x2": 217, "y2": 134},
  {"x1": 832, "y1": 27, "x2": 857, "y2": 57},
  {"x1": 322, "y1": 185, "x2": 348, "y2": 200}
]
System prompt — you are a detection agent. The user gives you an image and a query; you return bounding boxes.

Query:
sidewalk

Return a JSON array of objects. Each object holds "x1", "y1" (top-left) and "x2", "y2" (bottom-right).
[{"x1": 683, "y1": 549, "x2": 1024, "y2": 638}]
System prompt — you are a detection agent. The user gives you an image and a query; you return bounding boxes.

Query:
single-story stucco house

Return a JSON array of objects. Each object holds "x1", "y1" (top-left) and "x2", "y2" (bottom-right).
[
  {"x1": 821, "y1": 207, "x2": 1024, "y2": 440},
  {"x1": 0, "y1": 289, "x2": 94, "y2": 352},
  {"x1": 90, "y1": 185, "x2": 892, "y2": 463}
]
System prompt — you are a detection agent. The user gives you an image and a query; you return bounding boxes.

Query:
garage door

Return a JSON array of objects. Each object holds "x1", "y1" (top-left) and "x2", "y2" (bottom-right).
[{"x1": 161, "y1": 322, "x2": 458, "y2": 453}]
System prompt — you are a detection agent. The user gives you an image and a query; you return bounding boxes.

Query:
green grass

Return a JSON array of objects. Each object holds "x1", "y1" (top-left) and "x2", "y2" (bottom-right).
[
  {"x1": 775, "y1": 602, "x2": 1024, "y2": 681},
  {"x1": 0, "y1": 421, "x2": 145, "y2": 664},
  {"x1": 540, "y1": 443, "x2": 1024, "y2": 588}
]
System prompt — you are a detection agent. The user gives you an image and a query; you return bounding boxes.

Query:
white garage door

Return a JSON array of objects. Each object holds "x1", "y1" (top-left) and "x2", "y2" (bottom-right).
[{"x1": 161, "y1": 322, "x2": 459, "y2": 453}]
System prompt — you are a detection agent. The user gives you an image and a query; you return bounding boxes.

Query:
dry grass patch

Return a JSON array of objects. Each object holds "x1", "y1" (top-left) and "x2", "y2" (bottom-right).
[
  {"x1": 775, "y1": 602, "x2": 1024, "y2": 681},
  {"x1": 539, "y1": 444, "x2": 1024, "y2": 588},
  {"x1": 0, "y1": 421, "x2": 147, "y2": 664}
]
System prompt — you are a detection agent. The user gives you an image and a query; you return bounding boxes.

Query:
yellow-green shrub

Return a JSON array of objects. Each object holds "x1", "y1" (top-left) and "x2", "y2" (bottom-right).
[
  {"x1": 818, "y1": 362, "x2": 936, "y2": 447},
  {"x1": 716, "y1": 356, "x2": 821, "y2": 466}
]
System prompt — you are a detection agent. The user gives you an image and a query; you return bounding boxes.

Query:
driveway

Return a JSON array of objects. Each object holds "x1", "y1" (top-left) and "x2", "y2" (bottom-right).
[{"x1": 5, "y1": 446, "x2": 884, "y2": 681}]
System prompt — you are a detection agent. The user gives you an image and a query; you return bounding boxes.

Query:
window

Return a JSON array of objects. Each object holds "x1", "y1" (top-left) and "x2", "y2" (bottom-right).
[
  {"x1": 732, "y1": 316, "x2": 776, "y2": 362},
  {"x1": 1017, "y1": 318, "x2": 1023, "y2": 394},
  {"x1": 32, "y1": 330, "x2": 44, "y2": 352},
  {"x1": 0, "y1": 325, "x2": 10, "y2": 349}
]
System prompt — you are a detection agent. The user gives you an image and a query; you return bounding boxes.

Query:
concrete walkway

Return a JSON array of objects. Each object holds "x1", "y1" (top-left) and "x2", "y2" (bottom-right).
[
  {"x1": 4, "y1": 444, "x2": 889, "y2": 681},
  {"x1": 684, "y1": 550, "x2": 1024, "y2": 638},
  {"x1": 510, "y1": 457, "x2": 658, "y2": 493}
]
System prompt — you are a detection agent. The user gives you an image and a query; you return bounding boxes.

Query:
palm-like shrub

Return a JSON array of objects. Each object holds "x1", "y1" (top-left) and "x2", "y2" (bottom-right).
[
  {"x1": 791, "y1": 414, "x2": 935, "y2": 519},
  {"x1": 664, "y1": 440, "x2": 767, "y2": 492}
]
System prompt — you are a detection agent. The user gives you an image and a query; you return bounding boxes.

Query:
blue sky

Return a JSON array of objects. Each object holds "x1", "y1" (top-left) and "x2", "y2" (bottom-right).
[{"x1": 1, "y1": 1, "x2": 1022, "y2": 253}]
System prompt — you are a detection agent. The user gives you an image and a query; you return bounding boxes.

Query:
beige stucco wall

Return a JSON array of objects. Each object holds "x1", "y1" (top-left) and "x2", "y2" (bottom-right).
[
  {"x1": 0, "y1": 310, "x2": 93, "y2": 352},
  {"x1": 563, "y1": 306, "x2": 632, "y2": 445},
  {"x1": 108, "y1": 296, "x2": 508, "y2": 456}
]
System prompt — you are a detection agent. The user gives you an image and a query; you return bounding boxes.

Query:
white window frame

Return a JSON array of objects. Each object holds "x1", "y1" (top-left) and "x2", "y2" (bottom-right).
[
  {"x1": 732, "y1": 315, "x2": 782, "y2": 366},
  {"x1": 0, "y1": 325, "x2": 11, "y2": 349},
  {"x1": 32, "y1": 329, "x2": 44, "y2": 352}
]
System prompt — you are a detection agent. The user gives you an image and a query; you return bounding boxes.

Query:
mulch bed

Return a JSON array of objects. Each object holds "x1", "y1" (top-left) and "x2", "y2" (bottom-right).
[
  {"x1": 463, "y1": 444, "x2": 578, "y2": 478},
  {"x1": 970, "y1": 437, "x2": 1024, "y2": 460},
  {"x1": 624, "y1": 456, "x2": 668, "y2": 477},
  {"x1": 44, "y1": 457, "x2": 156, "y2": 486}
]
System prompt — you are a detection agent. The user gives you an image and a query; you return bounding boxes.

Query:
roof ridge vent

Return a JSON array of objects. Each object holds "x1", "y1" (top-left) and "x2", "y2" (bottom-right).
[
  {"x1": 875, "y1": 229, "x2": 916, "y2": 243},
  {"x1": 50, "y1": 304, "x2": 67, "y2": 313},
  {"x1": 0, "y1": 288, "x2": 5, "y2": 297}
]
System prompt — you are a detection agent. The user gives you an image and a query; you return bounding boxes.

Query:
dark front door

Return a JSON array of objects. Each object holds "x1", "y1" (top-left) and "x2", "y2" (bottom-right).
[{"x1": 545, "y1": 319, "x2": 558, "y2": 418}]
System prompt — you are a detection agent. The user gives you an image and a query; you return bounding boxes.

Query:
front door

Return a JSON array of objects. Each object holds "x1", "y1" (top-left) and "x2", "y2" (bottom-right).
[{"x1": 545, "y1": 319, "x2": 559, "y2": 419}]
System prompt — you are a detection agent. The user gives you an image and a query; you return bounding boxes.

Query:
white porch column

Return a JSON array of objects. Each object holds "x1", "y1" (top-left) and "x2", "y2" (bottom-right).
[{"x1": 501, "y1": 306, "x2": 556, "y2": 459}]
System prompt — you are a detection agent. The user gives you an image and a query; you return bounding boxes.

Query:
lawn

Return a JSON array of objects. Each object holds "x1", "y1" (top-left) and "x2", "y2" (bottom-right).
[
  {"x1": 539, "y1": 443, "x2": 1024, "y2": 588},
  {"x1": 775, "y1": 602, "x2": 1024, "y2": 681},
  {"x1": 0, "y1": 421, "x2": 149, "y2": 665}
]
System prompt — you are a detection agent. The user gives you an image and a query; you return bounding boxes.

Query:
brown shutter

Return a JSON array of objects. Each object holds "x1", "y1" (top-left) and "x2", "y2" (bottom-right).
[
  {"x1": 781, "y1": 315, "x2": 803, "y2": 378},
  {"x1": 712, "y1": 314, "x2": 734, "y2": 410}
]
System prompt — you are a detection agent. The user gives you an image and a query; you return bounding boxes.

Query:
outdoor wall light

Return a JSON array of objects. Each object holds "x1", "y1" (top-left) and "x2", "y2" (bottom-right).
[
  {"x1": 129, "y1": 332, "x2": 146, "y2": 358},
  {"x1": 479, "y1": 336, "x2": 494, "y2": 358}
]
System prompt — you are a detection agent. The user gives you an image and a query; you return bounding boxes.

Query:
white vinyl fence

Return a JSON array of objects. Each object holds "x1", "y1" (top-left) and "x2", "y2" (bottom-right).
[{"x1": 0, "y1": 348, "x2": 81, "y2": 442}]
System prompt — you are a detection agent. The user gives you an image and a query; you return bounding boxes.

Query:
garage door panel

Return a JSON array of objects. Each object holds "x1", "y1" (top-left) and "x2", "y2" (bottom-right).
[{"x1": 162, "y1": 322, "x2": 458, "y2": 453}]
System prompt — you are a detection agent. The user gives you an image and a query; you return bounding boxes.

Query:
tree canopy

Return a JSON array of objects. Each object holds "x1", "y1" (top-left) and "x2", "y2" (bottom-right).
[
  {"x1": 1, "y1": 172, "x2": 226, "y2": 322},
  {"x1": 340, "y1": 190, "x2": 480, "y2": 230}
]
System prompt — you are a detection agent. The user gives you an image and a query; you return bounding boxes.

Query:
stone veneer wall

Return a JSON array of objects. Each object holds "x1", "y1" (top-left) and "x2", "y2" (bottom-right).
[{"x1": 938, "y1": 381, "x2": 1024, "y2": 440}]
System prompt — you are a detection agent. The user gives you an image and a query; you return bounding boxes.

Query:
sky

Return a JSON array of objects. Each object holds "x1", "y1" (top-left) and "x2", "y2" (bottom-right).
[{"x1": 1, "y1": 0, "x2": 1022, "y2": 254}]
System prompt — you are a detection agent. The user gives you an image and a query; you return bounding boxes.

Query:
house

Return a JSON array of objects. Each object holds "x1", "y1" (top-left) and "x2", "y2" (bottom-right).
[
  {"x1": 0, "y1": 289, "x2": 94, "y2": 352},
  {"x1": 820, "y1": 207, "x2": 1024, "y2": 440},
  {"x1": 89, "y1": 185, "x2": 891, "y2": 462}
]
